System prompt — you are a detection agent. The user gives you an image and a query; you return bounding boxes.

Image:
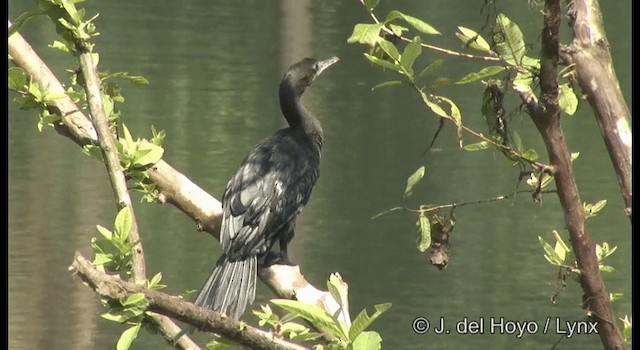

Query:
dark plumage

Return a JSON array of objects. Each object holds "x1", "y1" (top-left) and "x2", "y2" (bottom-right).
[{"x1": 195, "y1": 56, "x2": 339, "y2": 319}]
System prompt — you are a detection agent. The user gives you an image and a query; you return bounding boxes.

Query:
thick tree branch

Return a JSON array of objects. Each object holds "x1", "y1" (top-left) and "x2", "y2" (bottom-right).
[
  {"x1": 70, "y1": 252, "x2": 309, "y2": 350},
  {"x1": 526, "y1": 2, "x2": 625, "y2": 349},
  {"x1": 563, "y1": 0, "x2": 632, "y2": 219},
  {"x1": 8, "y1": 22, "x2": 346, "y2": 342}
]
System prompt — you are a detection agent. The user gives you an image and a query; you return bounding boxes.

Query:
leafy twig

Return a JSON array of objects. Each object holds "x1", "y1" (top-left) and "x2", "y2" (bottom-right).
[{"x1": 357, "y1": 0, "x2": 501, "y2": 62}]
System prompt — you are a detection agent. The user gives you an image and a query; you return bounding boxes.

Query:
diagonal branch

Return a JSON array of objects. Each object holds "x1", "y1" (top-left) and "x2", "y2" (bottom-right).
[{"x1": 70, "y1": 252, "x2": 309, "y2": 350}]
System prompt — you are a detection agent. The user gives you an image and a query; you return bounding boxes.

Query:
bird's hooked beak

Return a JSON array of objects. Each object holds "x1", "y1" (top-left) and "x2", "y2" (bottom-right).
[{"x1": 314, "y1": 56, "x2": 340, "y2": 78}]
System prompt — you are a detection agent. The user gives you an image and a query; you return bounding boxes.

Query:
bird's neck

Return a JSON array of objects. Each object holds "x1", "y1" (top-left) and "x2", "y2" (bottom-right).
[{"x1": 279, "y1": 82, "x2": 324, "y2": 148}]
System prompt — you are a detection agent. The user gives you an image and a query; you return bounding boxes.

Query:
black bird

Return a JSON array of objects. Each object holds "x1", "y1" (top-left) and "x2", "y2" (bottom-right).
[{"x1": 195, "y1": 56, "x2": 340, "y2": 319}]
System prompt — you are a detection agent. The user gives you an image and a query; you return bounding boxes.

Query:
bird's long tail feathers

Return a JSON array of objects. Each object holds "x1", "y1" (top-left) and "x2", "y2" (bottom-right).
[{"x1": 194, "y1": 254, "x2": 257, "y2": 320}]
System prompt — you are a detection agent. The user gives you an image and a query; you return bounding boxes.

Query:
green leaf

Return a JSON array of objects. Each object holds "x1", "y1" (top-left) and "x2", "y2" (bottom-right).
[
  {"x1": 403, "y1": 166, "x2": 425, "y2": 198},
  {"x1": 378, "y1": 39, "x2": 400, "y2": 62},
  {"x1": 206, "y1": 339, "x2": 234, "y2": 350},
  {"x1": 121, "y1": 124, "x2": 135, "y2": 154},
  {"x1": 116, "y1": 323, "x2": 141, "y2": 350},
  {"x1": 494, "y1": 14, "x2": 526, "y2": 66},
  {"x1": 327, "y1": 273, "x2": 348, "y2": 314},
  {"x1": 114, "y1": 207, "x2": 132, "y2": 240},
  {"x1": 400, "y1": 36, "x2": 422, "y2": 75},
  {"x1": 416, "y1": 213, "x2": 431, "y2": 252},
  {"x1": 363, "y1": 0, "x2": 379, "y2": 11},
  {"x1": 463, "y1": 141, "x2": 490, "y2": 151},
  {"x1": 349, "y1": 303, "x2": 392, "y2": 341},
  {"x1": 148, "y1": 272, "x2": 163, "y2": 288},
  {"x1": 538, "y1": 236, "x2": 564, "y2": 266},
  {"x1": 364, "y1": 53, "x2": 403, "y2": 73},
  {"x1": 93, "y1": 253, "x2": 113, "y2": 266},
  {"x1": 49, "y1": 40, "x2": 71, "y2": 53},
  {"x1": 271, "y1": 299, "x2": 349, "y2": 341},
  {"x1": 8, "y1": 67, "x2": 28, "y2": 91},
  {"x1": 521, "y1": 149, "x2": 539, "y2": 162},
  {"x1": 417, "y1": 59, "x2": 444, "y2": 80},
  {"x1": 132, "y1": 140, "x2": 164, "y2": 167},
  {"x1": 513, "y1": 70, "x2": 535, "y2": 92},
  {"x1": 436, "y1": 96, "x2": 461, "y2": 124},
  {"x1": 620, "y1": 315, "x2": 632, "y2": 341},
  {"x1": 558, "y1": 83, "x2": 578, "y2": 115},
  {"x1": 371, "y1": 80, "x2": 403, "y2": 90},
  {"x1": 386, "y1": 10, "x2": 441, "y2": 35},
  {"x1": 96, "y1": 225, "x2": 113, "y2": 240},
  {"x1": 352, "y1": 331, "x2": 383, "y2": 350},
  {"x1": 455, "y1": 66, "x2": 506, "y2": 85},
  {"x1": 121, "y1": 293, "x2": 148, "y2": 308},
  {"x1": 388, "y1": 24, "x2": 408, "y2": 37},
  {"x1": 571, "y1": 152, "x2": 580, "y2": 161},
  {"x1": 456, "y1": 26, "x2": 492, "y2": 53},
  {"x1": 347, "y1": 23, "x2": 383, "y2": 46},
  {"x1": 100, "y1": 311, "x2": 129, "y2": 323}
]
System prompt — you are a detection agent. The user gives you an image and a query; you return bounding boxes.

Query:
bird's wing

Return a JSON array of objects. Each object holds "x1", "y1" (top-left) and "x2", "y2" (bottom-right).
[{"x1": 220, "y1": 138, "x2": 319, "y2": 260}]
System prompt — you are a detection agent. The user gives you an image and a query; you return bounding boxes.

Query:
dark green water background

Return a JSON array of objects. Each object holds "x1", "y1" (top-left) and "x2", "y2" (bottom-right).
[{"x1": 8, "y1": 1, "x2": 631, "y2": 349}]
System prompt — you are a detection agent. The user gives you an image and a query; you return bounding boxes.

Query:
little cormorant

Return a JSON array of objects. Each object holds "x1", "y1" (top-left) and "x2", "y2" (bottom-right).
[{"x1": 195, "y1": 56, "x2": 340, "y2": 319}]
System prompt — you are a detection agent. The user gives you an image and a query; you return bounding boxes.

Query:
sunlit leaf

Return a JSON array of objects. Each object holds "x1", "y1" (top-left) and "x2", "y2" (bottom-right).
[
  {"x1": 347, "y1": 23, "x2": 383, "y2": 46},
  {"x1": 349, "y1": 303, "x2": 391, "y2": 341},
  {"x1": 463, "y1": 141, "x2": 490, "y2": 151},
  {"x1": 386, "y1": 10, "x2": 441, "y2": 35},
  {"x1": 121, "y1": 293, "x2": 148, "y2": 308},
  {"x1": 271, "y1": 299, "x2": 349, "y2": 341},
  {"x1": 400, "y1": 36, "x2": 422, "y2": 75},
  {"x1": 352, "y1": 331, "x2": 383, "y2": 350},
  {"x1": 132, "y1": 140, "x2": 164, "y2": 167},
  {"x1": 96, "y1": 225, "x2": 113, "y2": 240},
  {"x1": 521, "y1": 149, "x2": 539, "y2": 162},
  {"x1": 378, "y1": 39, "x2": 400, "y2": 62},
  {"x1": 114, "y1": 207, "x2": 132, "y2": 240},
  {"x1": 116, "y1": 324, "x2": 141, "y2": 350},
  {"x1": 559, "y1": 83, "x2": 578, "y2": 115},
  {"x1": 8, "y1": 67, "x2": 28, "y2": 91},
  {"x1": 494, "y1": 14, "x2": 526, "y2": 66},
  {"x1": 456, "y1": 26, "x2": 492, "y2": 53},
  {"x1": 403, "y1": 166, "x2": 425, "y2": 198},
  {"x1": 538, "y1": 236, "x2": 564, "y2": 266},
  {"x1": 455, "y1": 66, "x2": 506, "y2": 85},
  {"x1": 416, "y1": 213, "x2": 431, "y2": 252},
  {"x1": 371, "y1": 80, "x2": 403, "y2": 91},
  {"x1": 364, "y1": 53, "x2": 403, "y2": 73}
]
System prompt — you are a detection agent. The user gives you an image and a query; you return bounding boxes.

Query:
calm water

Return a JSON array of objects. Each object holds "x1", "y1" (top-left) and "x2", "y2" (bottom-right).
[{"x1": 8, "y1": 1, "x2": 631, "y2": 349}]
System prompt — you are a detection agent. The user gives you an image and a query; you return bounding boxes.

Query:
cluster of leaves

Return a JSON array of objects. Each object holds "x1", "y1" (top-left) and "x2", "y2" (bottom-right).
[
  {"x1": 8, "y1": 67, "x2": 65, "y2": 131},
  {"x1": 347, "y1": 1, "x2": 580, "y2": 168},
  {"x1": 233, "y1": 274, "x2": 390, "y2": 350},
  {"x1": 91, "y1": 207, "x2": 167, "y2": 349}
]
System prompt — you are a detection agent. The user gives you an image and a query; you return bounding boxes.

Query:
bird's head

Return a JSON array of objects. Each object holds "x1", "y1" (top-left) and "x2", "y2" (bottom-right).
[{"x1": 282, "y1": 56, "x2": 340, "y2": 94}]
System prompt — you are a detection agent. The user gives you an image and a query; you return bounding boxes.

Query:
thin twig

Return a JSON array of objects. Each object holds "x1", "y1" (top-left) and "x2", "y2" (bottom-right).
[
  {"x1": 371, "y1": 189, "x2": 557, "y2": 220},
  {"x1": 357, "y1": 0, "x2": 501, "y2": 62}
]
